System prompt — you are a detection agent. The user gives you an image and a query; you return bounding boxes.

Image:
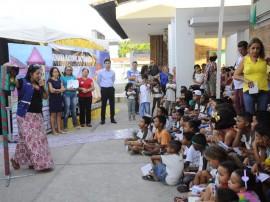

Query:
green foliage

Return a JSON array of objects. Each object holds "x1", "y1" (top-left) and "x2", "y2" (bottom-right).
[{"x1": 118, "y1": 40, "x2": 150, "y2": 57}]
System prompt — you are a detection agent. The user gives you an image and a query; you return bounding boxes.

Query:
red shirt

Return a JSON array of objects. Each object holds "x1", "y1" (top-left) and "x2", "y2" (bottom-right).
[{"x1": 78, "y1": 77, "x2": 93, "y2": 97}]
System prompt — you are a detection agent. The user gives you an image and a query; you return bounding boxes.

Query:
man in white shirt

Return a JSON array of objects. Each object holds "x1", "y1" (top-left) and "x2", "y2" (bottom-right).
[
  {"x1": 233, "y1": 41, "x2": 248, "y2": 114},
  {"x1": 97, "y1": 59, "x2": 117, "y2": 125}
]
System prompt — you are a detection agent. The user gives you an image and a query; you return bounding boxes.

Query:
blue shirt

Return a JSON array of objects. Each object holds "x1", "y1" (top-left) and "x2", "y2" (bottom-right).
[
  {"x1": 127, "y1": 69, "x2": 140, "y2": 84},
  {"x1": 97, "y1": 68, "x2": 115, "y2": 87},
  {"x1": 160, "y1": 72, "x2": 168, "y2": 86},
  {"x1": 60, "y1": 75, "x2": 77, "y2": 95}
]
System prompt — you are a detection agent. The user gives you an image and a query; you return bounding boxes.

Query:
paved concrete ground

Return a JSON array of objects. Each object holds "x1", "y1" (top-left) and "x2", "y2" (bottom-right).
[{"x1": 0, "y1": 103, "x2": 182, "y2": 202}]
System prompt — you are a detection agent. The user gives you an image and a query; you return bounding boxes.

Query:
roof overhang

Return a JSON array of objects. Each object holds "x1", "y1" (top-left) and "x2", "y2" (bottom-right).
[
  {"x1": 115, "y1": 0, "x2": 251, "y2": 43},
  {"x1": 92, "y1": 1, "x2": 129, "y2": 39}
]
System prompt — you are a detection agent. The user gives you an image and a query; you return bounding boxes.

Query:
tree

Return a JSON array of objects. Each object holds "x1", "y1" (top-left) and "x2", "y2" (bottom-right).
[{"x1": 118, "y1": 40, "x2": 150, "y2": 57}]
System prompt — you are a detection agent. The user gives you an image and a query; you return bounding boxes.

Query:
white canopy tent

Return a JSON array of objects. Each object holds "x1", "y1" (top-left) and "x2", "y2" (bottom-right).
[{"x1": 0, "y1": 0, "x2": 121, "y2": 49}]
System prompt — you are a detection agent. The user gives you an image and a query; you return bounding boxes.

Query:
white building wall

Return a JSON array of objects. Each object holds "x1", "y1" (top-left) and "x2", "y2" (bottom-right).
[
  {"x1": 226, "y1": 29, "x2": 249, "y2": 67},
  {"x1": 171, "y1": 18, "x2": 176, "y2": 70},
  {"x1": 226, "y1": 33, "x2": 237, "y2": 66},
  {"x1": 175, "y1": 9, "x2": 195, "y2": 95},
  {"x1": 237, "y1": 29, "x2": 249, "y2": 43},
  {"x1": 168, "y1": 24, "x2": 173, "y2": 73}
]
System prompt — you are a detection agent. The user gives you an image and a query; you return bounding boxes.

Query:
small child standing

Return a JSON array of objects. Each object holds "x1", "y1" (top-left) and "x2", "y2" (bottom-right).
[
  {"x1": 139, "y1": 74, "x2": 151, "y2": 118},
  {"x1": 165, "y1": 75, "x2": 176, "y2": 115},
  {"x1": 151, "y1": 78, "x2": 162, "y2": 116},
  {"x1": 125, "y1": 83, "x2": 136, "y2": 121},
  {"x1": 142, "y1": 140, "x2": 184, "y2": 186}
]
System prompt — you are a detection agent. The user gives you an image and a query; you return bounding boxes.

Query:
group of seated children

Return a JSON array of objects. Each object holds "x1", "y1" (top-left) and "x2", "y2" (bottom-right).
[{"x1": 124, "y1": 87, "x2": 270, "y2": 202}]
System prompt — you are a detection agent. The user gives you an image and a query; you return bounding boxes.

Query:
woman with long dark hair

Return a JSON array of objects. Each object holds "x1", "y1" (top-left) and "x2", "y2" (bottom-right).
[
  {"x1": 10, "y1": 64, "x2": 54, "y2": 171},
  {"x1": 48, "y1": 67, "x2": 65, "y2": 135},
  {"x1": 78, "y1": 68, "x2": 95, "y2": 127},
  {"x1": 60, "y1": 66, "x2": 79, "y2": 131}
]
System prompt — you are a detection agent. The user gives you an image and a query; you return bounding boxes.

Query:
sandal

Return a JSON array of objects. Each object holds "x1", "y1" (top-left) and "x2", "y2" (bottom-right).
[
  {"x1": 177, "y1": 184, "x2": 190, "y2": 193},
  {"x1": 10, "y1": 158, "x2": 20, "y2": 170},
  {"x1": 142, "y1": 175, "x2": 155, "y2": 181},
  {"x1": 28, "y1": 165, "x2": 34, "y2": 169},
  {"x1": 174, "y1": 196, "x2": 187, "y2": 202}
]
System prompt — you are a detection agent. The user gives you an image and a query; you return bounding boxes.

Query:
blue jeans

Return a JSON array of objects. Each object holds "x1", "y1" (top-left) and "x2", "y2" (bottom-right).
[
  {"x1": 63, "y1": 94, "x2": 78, "y2": 128},
  {"x1": 243, "y1": 91, "x2": 269, "y2": 114},
  {"x1": 153, "y1": 162, "x2": 167, "y2": 183},
  {"x1": 140, "y1": 102, "x2": 150, "y2": 118}
]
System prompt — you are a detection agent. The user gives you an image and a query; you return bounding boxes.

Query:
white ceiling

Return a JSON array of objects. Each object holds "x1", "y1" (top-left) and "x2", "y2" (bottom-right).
[{"x1": 116, "y1": 2, "x2": 251, "y2": 43}]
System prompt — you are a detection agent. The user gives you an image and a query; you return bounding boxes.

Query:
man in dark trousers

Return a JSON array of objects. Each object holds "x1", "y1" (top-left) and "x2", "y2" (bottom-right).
[{"x1": 97, "y1": 59, "x2": 117, "y2": 125}]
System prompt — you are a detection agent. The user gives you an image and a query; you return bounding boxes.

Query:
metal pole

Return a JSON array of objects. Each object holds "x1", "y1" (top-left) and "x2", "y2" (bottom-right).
[
  {"x1": 6, "y1": 107, "x2": 13, "y2": 142},
  {"x1": 216, "y1": 0, "x2": 225, "y2": 99},
  {"x1": 0, "y1": 65, "x2": 35, "y2": 187}
]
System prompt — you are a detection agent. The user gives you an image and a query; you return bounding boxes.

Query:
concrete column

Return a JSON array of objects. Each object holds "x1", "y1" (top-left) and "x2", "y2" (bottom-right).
[
  {"x1": 169, "y1": 18, "x2": 176, "y2": 73},
  {"x1": 225, "y1": 30, "x2": 250, "y2": 67},
  {"x1": 175, "y1": 9, "x2": 195, "y2": 95},
  {"x1": 237, "y1": 29, "x2": 249, "y2": 43},
  {"x1": 168, "y1": 24, "x2": 173, "y2": 72},
  {"x1": 225, "y1": 33, "x2": 237, "y2": 66}
]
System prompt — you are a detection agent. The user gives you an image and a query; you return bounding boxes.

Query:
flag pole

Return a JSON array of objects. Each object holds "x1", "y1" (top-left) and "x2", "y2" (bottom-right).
[{"x1": 216, "y1": 0, "x2": 225, "y2": 99}]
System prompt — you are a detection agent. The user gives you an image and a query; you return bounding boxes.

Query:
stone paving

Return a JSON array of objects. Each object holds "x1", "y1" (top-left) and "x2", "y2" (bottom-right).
[{"x1": 0, "y1": 103, "x2": 182, "y2": 202}]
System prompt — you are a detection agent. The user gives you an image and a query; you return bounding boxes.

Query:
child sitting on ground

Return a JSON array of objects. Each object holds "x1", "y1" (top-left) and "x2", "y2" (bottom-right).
[
  {"x1": 176, "y1": 116, "x2": 191, "y2": 141},
  {"x1": 124, "y1": 116, "x2": 152, "y2": 153},
  {"x1": 181, "y1": 132, "x2": 201, "y2": 169},
  {"x1": 139, "y1": 116, "x2": 171, "y2": 156},
  {"x1": 151, "y1": 107, "x2": 173, "y2": 133},
  {"x1": 229, "y1": 169, "x2": 262, "y2": 202},
  {"x1": 177, "y1": 133, "x2": 208, "y2": 193},
  {"x1": 142, "y1": 140, "x2": 184, "y2": 186},
  {"x1": 200, "y1": 161, "x2": 239, "y2": 201}
]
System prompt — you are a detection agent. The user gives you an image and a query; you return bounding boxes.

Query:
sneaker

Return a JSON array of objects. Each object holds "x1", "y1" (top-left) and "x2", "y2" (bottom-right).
[
  {"x1": 58, "y1": 130, "x2": 66, "y2": 134},
  {"x1": 75, "y1": 126, "x2": 81, "y2": 130}
]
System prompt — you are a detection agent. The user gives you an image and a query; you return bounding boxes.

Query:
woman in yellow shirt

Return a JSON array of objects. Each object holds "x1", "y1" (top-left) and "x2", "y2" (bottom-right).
[{"x1": 234, "y1": 38, "x2": 270, "y2": 114}]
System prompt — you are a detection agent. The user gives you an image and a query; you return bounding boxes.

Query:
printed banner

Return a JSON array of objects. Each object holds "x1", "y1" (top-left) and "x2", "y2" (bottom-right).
[
  {"x1": 8, "y1": 43, "x2": 110, "y2": 136},
  {"x1": 8, "y1": 43, "x2": 53, "y2": 135},
  {"x1": 50, "y1": 43, "x2": 110, "y2": 103}
]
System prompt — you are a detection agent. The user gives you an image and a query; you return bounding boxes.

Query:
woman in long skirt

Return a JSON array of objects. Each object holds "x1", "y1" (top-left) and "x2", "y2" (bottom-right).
[{"x1": 10, "y1": 64, "x2": 54, "y2": 171}]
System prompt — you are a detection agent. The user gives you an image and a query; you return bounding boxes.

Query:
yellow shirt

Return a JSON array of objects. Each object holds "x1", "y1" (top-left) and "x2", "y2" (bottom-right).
[{"x1": 243, "y1": 56, "x2": 268, "y2": 92}]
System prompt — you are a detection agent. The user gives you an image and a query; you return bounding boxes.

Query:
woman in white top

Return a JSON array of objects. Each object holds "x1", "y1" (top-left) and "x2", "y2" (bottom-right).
[{"x1": 193, "y1": 64, "x2": 205, "y2": 91}]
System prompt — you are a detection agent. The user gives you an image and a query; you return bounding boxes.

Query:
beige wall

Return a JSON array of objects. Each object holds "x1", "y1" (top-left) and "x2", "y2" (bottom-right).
[
  {"x1": 249, "y1": 24, "x2": 270, "y2": 56},
  {"x1": 195, "y1": 38, "x2": 226, "y2": 66},
  {"x1": 250, "y1": 23, "x2": 270, "y2": 72}
]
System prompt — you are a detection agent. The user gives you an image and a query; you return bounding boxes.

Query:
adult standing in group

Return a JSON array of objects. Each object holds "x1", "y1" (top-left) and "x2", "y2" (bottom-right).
[
  {"x1": 160, "y1": 66, "x2": 170, "y2": 95},
  {"x1": 60, "y1": 66, "x2": 80, "y2": 131},
  {"x1": 234, "y1": 38, "x2": 270, "y2": 114},
  {"x1": 127, "y1": 61, "x2": 140, "y2": 114},
  {"x1": 10, "y1": 64, "x2": 54, "y2": 171},
  {"x1": 204, "y1": 53, "x2": 217, "y2": 96},
  {"x1": 78, "y1": 68, "x2": 95, "y2": 127},
  {"x1": 135, "y1": 64, "x2": 149, "y2": 88},
  {"x1": 148, "y1": 60, "x2": 159, "y2": 80},
  {"x1": 97, "y1": 59, "x2": 117, "y2": 125},
  {"x1": 233, "y1": 41, "x2": 248, "y2": 114},
  {"x1": 48, "y1": 67, "x2": 66, "y2": 135}
]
